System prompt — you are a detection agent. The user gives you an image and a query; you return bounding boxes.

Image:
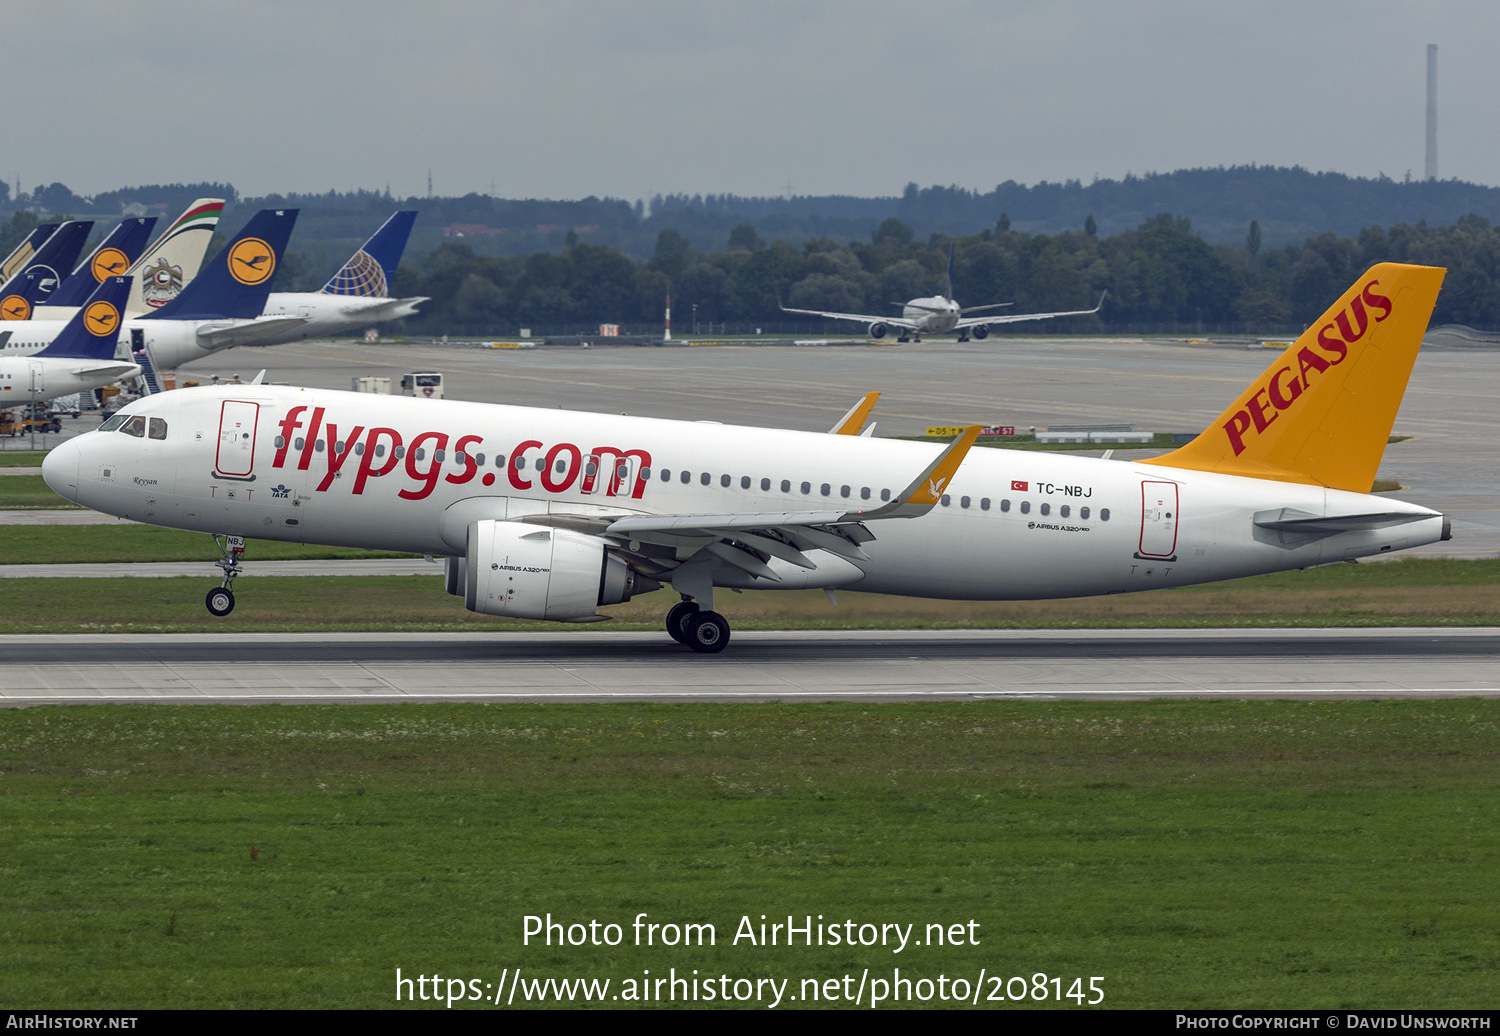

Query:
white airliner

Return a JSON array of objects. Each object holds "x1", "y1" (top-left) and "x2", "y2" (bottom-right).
[
  {"x1": 42, "y1": 263, "x2": 1449, "y2": 653},
  {"x1": 0, "y1": 277, "x2": 139, "y2": 404},
  {"x1": 781, "y1": 245, "x2": 1105, "y2": 341}
]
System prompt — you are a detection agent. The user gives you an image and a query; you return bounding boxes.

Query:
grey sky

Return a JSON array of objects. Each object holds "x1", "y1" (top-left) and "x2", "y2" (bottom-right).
[{"x1": 18, "y1": 0, "x2": 1497, "y2": 202}]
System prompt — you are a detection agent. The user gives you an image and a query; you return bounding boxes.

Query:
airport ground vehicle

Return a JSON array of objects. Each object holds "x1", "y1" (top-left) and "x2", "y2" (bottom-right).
[
  {"x1": 401, "y1": 372, "x2": 444, "y2": 398},
  {"x1": 42, "y1": 264, "x2": 1450, "y2": 653}
]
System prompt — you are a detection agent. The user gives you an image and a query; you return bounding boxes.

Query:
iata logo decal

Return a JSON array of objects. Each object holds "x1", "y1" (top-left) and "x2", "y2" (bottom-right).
[
  {"x1": 1222, "y1": 279, "x2": 1392, "y2": 456},
  {"x1": 228, "y1": 237, "x2": 276, "y2": 285},
  {"x1": 84, "y1": 300, "x2": 121, "y2": 337},
  {"x1": 91, "y1": 247, "x2": 130, "y2": 282},
  {"x1": 0, "y1": 294, "x2": 30, "y2": 320},
  {"x1": 140, "y1": 257, "x2": 183, "y2": 307},
  {"x1": 271, "y1": 483, "x2": 290, "y2": 498}
]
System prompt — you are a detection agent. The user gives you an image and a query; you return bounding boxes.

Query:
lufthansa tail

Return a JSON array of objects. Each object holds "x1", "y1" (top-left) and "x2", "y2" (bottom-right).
[
  {"x1": 35, "y1": 276, "x2": 132, "y2": 360},
  {"x1": 138, "y1": 208, "x2": 299, "y2": 321},
  {"x1": 0, "y1": 220, "x2": 94, "y2": 301},
  {"x1": 46, "y1": 216, "x2": 158, "y2": 308},
  {"x1": 1143, "y1": 263, "x2": 1445, "y2": 493},
  {"x1": 321, "y1": 210, "x2": 417, "y2": 297}
]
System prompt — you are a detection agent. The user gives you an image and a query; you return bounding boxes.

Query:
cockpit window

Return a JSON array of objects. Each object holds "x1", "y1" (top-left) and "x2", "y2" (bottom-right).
[
  {"x1": 120, "y1": 416, "x2": 147, "y2": 438},
  {"x1": 148, "y1": 418, "x2": 168, "y2": 440},
  {"x1": 98, "y1": 415, "x2": 127, "y2": 432}
]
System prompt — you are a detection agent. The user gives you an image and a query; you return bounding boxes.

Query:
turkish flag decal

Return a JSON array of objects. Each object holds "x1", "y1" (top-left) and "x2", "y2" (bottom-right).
[{"x1": 1011, "y1": 480, "x2": 1028, "y2": 491}]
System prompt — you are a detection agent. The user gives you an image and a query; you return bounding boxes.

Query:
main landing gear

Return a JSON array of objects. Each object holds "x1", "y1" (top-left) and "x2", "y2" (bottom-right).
[
  {"x1": 205, "y1": 534, "x2": 246, "y2": 617},
  {"x1": 665, "y1": 597, "x2": 731, "y2": 653}
]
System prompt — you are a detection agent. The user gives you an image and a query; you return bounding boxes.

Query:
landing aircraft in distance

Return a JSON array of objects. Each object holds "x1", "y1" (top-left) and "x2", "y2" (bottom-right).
[
  {"x1": 781, "y1": 244, "x2": 1105, "y2": 342},
  {"x1": 44, "y1": 264, "x2": 1450, "y2": 653},
  {"x1": 0, "y1": 276, "x2": 139, "y2": 403}
]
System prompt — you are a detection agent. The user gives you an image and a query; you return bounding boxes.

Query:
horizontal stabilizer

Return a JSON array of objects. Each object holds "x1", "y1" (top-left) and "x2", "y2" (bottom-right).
[
  {"x1": 1253, "y1": 508, "x2": 1440, "y2": 534},
  {"x1": 196, "y1": 316, "x2": 308, "y2": 349}
]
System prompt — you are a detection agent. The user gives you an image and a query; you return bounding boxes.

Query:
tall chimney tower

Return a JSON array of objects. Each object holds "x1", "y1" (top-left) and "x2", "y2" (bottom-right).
[{"x1": 1425, "y1": 44, "x2": 1438, "y2": 181}]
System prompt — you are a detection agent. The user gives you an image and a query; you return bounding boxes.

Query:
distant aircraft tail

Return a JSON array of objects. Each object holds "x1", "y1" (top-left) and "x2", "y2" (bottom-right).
[
  {"x1": 124, "y1": 198, "x2": 225, "y2": 315},
  {"x1": 322, "y1": 210, "x2": 417, "y2": 297},
  {"x1": 45, "y1": 216, "x2": 158, "y2": 308},
  {"x1": 0, "y1": 272, "x2": 46, "y2": 319},
  {"x1": 0, "y1": 222, "x2": 59, "y2": 282},
  {"x1": 944, "y1": 243, "x2": 955, "y2": 301},
  {"x1": 35, "y1": 276, "x2": 131, "y2": 360},
  {"x1": 0, "y1": 220, "x2": 94, "y2": 300},
  {"x1": 1142, "y1": 263, "x2": 1445, "y2": 493},
  {"x1": 140, "y1": 208, "x2": 298, "y2": 321}
]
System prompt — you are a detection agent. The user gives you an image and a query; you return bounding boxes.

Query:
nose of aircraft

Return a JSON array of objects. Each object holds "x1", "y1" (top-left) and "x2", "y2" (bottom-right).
[{"x1": 41, "y1": 437, "x2": 82, "y2": 503}]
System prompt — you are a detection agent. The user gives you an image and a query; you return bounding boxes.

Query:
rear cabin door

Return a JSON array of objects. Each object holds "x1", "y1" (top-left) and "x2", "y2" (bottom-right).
[
  {"x1": 1138, "y1": 480, "x2": 1179, "y2": 558},
  {"x1": 215, "y1": 400, "x2": 259, "y2": 479}
]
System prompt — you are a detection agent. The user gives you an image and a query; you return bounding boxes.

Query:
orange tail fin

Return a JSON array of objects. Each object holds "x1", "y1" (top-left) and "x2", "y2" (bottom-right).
[{"x1": 1142, "y1": 263, "x2": 1445, "y2": 492}]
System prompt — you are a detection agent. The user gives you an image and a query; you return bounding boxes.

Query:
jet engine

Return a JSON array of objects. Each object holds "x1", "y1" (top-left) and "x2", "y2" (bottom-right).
[
  {"x1": 971, "y1": 324, "x2": 990, "y2": 340},
  {"x1": 460, "y1": 519, "x2": 658, "y2": 620},
  {"x1": 867, "y1": 322, "x2": 888, "y2": 339}
]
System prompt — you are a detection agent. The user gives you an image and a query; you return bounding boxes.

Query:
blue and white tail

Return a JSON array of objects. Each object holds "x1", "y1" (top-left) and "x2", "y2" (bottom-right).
[
  {"x1": 0, "y1": 220, "x2": 94, "y2": 300},
  {"x1": 36, "y1": 276, "x2": 132, "y2": 360},
  {"x1": 0, "y1": 222, "x2": 58, "y2": 282},
  {"x1": 322, "y1": 210, "x2": 417, "y2": 297},
  {"x1": 46, "y1": 217, "x2": 158, "y2": 308},
  {"x1": 140, "y1": 209, "x2": 299, "y2": 320},
  {"x1": 944, "y1": 243, "x2": 955, "y2": 302}
]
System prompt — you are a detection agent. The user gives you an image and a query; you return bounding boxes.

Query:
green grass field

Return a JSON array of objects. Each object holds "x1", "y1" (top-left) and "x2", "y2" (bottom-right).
[
  {"x1": 1, "y1": 557, "x2": 1496, "y2": 634},
  {"x1": 1, "y1": 701, "x2": 1496, "y2": 1009}
]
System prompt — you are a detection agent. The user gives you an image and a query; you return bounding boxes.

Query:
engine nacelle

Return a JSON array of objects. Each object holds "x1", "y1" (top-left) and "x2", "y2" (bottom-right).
[
  {"x1": 971, "y1": 323, "x2": 990, "y2": 340},
  {"x1": 463, "y1": 519, "x2": 658, "y2": 621},
  {"x1": 868, "y1": 322, "x2": 888, "y2": 339}
]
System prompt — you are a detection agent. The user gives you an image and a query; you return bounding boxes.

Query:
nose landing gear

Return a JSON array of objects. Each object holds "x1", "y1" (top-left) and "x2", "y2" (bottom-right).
[
  {"x1": 206, "y1": 534, "x2": 246, "y2": 617},
  {"x1": 664, "y1": 596, "x2": 730, "y2": 653}
]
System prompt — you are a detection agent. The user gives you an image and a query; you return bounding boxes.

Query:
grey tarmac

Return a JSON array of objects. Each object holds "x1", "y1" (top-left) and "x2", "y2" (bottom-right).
[{"x1": 2, "y1": 628, "x2": 1496, "y2": 705}]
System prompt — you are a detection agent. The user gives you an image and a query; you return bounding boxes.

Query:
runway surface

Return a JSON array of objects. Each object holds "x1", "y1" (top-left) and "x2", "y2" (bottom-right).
[
  {"x1": 0, "y1": 559, "x2": 436, "y2": 578},
  {"x1": 3, "y1": 628, "x2": 1497, "y2": 705}
]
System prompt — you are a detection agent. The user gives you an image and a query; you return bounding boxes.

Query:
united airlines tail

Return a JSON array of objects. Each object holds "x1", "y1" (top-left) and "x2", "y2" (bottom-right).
[
  {"x1": 139, "y1": 208, "x2": 298, "y2": 321},
  {"x1": 46, "y1": 216, "x2": 158, "y2": 308},
  {"x1": 35, "y1": 276, "x2": 131, "y2": 360},
  {"x1": 1143, "y1": 263, "x2": 1446, "y2": 493},
  {"x1": 0, "y1": 222, "x2": 59, "y2": 282},
  {"x1": 944, "y1": 243, "x2": 955, "y2": 302},
  {"x1": 0, "y1": 220, "x2": 94, "y2": 300},
  {"x1": 321, "y1": 210, "x2": 417, "y2": 297}
]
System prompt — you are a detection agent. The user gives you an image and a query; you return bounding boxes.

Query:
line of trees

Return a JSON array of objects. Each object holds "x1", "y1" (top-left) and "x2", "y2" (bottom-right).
[{"x1": 388, "y1": 213, "x2": 1500, "y2": 336}]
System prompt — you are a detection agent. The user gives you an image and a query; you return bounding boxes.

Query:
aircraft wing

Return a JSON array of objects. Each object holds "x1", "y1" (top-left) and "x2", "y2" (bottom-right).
[
  {"x1": 583, "y1": 427, "x2": 982, "y2": 581},
  {"x1": 778, "y1": 303, "x2": 919, "y2": 330},
  {"x1": 955, "y1": 291, "x2": 1107, "y2": 329},
  {"x1": 829, "y1": 391, "x2": 880, "y2": 435},
  {"x1": 195, "y1": 316, "x2": 309, "y2": 349}
]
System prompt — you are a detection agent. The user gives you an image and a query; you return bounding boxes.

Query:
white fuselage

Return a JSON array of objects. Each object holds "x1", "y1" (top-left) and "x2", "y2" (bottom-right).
[
  {"x1": 0, "y1": 293, "x2": 421, "y2": 371},
  {"x1": 901, "y1": 296, "x2": 961, "y2": 334},
  {"x1": 0, "y1": 355, "x2": 141, "y2": 405},
  {"x1": 42, "y1": 385, "x2": 1446, "y2": 601}
]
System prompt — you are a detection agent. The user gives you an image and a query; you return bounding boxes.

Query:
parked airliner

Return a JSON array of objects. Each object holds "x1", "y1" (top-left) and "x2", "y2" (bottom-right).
[
  {"x1": 782, "y1": 245, "x2": 1104, "y2": 341},
  {"x1": 0, "y1": 276, "x2": 139, "y2": 403},
  {"x1": 42, "y1": 264, "x2": 1449, "y2": 653}
]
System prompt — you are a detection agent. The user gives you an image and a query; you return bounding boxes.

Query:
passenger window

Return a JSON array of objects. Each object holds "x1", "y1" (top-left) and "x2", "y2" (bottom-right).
[
  {"x1": 840, "y1": 485, "x2": 850, "y2": 498},
  {"x1": 681, "y1": 470, "x2": 691, "y2": 484},
  {"x1": 377, "y1": 444, "x2": 388, "y2": 458},
  {"x1": 801, "y1": 482, "x2": 811, "y2": 494},
  {"x1": 941, "y1": 494, "x2": 950, "y2": 506},
  {"x1": 315, "y1": 439, "x2": 325, "y2": 452},
  {"x1": 1060, "y1": 504, "x2": 1070, "y2": 518},
  {"x1": 761, "y1": 478, "x2": 770, "y2": 491},
  {"x1": 861, "y1": 487, "x2": 870, "y2": 500},
  {"x1": 475, "y1": 452, "x2": 484, "y2": 465},
  {"x1": 1101, "y1": 508, "x2": 1111, "y2": 521},
  {"x1": 396, "y1": 446, "x2": 406, "y2": 460},
  {"x1": 556, "y1": 459, "x2": 566, "y2": 473},
  {"x1": 980, "y1": 498, "x2": 990, "y2": 511},
  {"x1": 720, "y1": 474, "x2": 730, "y2": 487},
  {"x1": 960, "y1": 496, "x2": 970, "y2": 508},
  {"x1": 661, "y1": 469, "x2": 671, "y2": 482},
  {"x1": 640, "y1": 466, "x2": 650, "y2": 480},
  {"x1": 1020, "y1": 501, "x2": 1030, "y2": 514},
  {"x1": 148, "y1": 418, "x2": 167, "y2": 440},
  {"x1": 880, "y1": 489, "x2": 891, "y2": 501},
  {"x1": 121, "y1": 416, "x2": 146, "y2": 437},
  {"x1": 741, "y1": 476, "x2": 750, "y2": 489},
  {"x1": 1040, "y1": 503, "x2": 1050, "y2": 516},
  {"x1": 1081, "y1": 506, "x2": 1090, "y2": 519},
  {"x1": 295, "y1": 436, "x2": 305, "y2": 450},
  {"x1": 355, "y1": 442, "x2": 366, "y2": 455},
  {"x1": 700, "y1": 472, "x2": 711, "y2": 486},
  {"x1": 780, "y1": 480, "x2": 790, "y2": 493},
  {"x1": 1001, "y1": 499, "x2": 1010, "y2": 512}
]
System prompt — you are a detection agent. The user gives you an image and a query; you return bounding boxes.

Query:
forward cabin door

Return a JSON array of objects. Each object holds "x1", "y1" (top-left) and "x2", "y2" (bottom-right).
[
  {"x1": 1138, "y1": 480, "x2": 1179, "y2": 559},
  {"x1": 215, "y1": 400, "x2": 259, "y2": 479}
]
